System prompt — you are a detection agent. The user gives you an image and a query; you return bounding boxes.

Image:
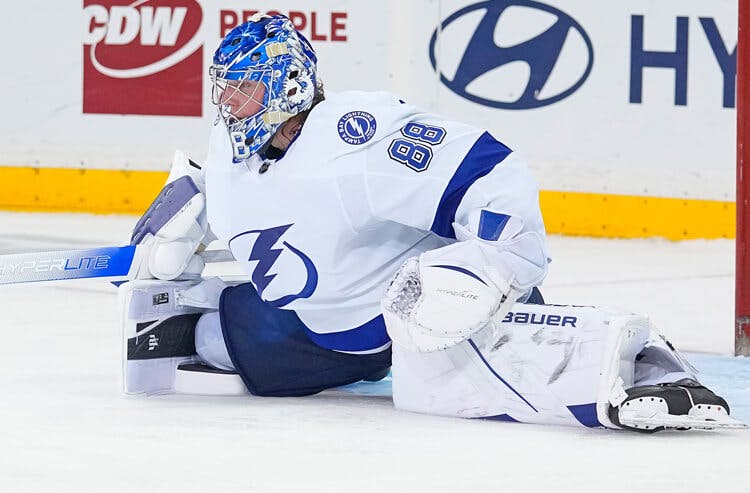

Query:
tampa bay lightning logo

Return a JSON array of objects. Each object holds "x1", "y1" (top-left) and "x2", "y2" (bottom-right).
[
  {"x1": 428, "y1": 0, "x2": 594, "y2": 109},
  {"x1": 229, "y1": 224, "x2": 318, "y2": 308},
  {"x1": 337, "y1": 111, "x2": 377, "y2": 145}
]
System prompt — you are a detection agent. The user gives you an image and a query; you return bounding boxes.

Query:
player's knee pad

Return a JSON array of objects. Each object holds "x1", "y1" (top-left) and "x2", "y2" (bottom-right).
[
  {"x1": 194, "y1": 311, "x2": 235, "y2": 371},
  {"x1": 119, "y1": 277, "x2": 247, "y2": 395}
]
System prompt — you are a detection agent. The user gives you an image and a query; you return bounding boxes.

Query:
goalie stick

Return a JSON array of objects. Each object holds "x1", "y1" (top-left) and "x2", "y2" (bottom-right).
[{"x1": 0, "y1": 246, "x2": 234, "y2": 285}]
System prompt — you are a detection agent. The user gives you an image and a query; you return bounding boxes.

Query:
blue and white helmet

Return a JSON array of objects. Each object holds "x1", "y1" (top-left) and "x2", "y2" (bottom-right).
[{"x1": 210, "y1": 15, "x2": 318, "y2": 162}]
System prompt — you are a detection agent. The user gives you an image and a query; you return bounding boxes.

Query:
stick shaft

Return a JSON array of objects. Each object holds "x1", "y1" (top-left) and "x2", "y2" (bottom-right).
[
  {"x1": 0, "y1": 246, "x2": 140, "y2": 285},
  {"x1": 0, "y1": 247, "x2": 234, "y2": 285}
]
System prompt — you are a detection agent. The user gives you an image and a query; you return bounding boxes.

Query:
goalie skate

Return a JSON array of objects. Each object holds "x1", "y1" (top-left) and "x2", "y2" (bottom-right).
[{"x1": 609, "y1": 379, "x2": 748, "y2": 432}]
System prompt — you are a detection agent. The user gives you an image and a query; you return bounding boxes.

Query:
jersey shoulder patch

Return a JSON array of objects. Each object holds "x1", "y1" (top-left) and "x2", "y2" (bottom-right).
[{"x1": 295, "y1": 91, "x2": 421, "y2": 154}]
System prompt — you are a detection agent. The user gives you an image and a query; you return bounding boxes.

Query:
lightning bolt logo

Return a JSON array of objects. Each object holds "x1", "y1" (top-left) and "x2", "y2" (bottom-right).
[
  {"x1": 347, "y1": 117, "x2": 364, "y2": 137},
  {"x1": 248, "y1": 224, "x2": 290, "y2": 295},
  {"x1": 337, "y1": 111, "x2": 377, "y2": 145},
  {"x1": 229, "y1": 224, "x2": 318, "y2": 308}
]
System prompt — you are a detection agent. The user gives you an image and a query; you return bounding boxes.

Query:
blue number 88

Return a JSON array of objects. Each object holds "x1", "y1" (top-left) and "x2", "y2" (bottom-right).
[
  {"x1": 401, "y1": 122, "x2": 446, "y2": 145},
  {"x1": 388, "y1": 139, "x2": 433, "y2": 172}
]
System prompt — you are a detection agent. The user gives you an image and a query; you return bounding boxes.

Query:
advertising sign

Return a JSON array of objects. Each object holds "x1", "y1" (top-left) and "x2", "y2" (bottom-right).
[{"x1": 82, "y1": 0, "x2": 204, "y2": 116}]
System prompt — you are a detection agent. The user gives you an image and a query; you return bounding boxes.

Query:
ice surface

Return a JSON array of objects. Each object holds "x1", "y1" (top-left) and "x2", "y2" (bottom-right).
[{"x1": 0, "y1": 212, "x2": 747, "y2": 493}]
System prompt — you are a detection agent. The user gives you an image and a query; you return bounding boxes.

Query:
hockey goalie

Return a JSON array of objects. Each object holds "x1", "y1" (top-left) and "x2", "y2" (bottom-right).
[{"x1": 120, "y1": 14, "x2": 745, "y2": 433}]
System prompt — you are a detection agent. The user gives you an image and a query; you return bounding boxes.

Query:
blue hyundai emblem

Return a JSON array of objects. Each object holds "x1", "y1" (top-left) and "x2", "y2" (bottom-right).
[
  {"x1": 337, "y1": 111, "x2": 377, "y2": 145},
  {"x1": 429, "y1": 0, "x2": 594, "y2": 109}
]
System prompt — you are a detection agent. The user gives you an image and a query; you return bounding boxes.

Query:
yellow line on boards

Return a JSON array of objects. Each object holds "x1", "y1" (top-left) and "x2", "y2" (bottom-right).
[
  {"x1": 539, "y1": 190, "x2": 734, "y2": 240},
  {"x1": 0, "y1": 167, "x2": 168, "y2": 214},
  {"x1": 0, "y1": 166, "x2": 736, "y2": 240}
]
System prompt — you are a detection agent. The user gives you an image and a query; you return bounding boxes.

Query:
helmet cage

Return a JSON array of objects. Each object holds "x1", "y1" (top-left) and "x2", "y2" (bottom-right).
[{"x1": 210, "y1": 65, "x2": 273, "y2": 149}]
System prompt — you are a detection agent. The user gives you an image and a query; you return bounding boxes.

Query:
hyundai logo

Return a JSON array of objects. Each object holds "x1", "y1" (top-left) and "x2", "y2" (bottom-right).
[{"x1": 429, "y1": 0, "x2": 594, "y2": 109}]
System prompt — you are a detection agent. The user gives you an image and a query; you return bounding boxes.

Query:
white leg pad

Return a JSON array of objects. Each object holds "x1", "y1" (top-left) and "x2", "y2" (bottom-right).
[
  {"x1": 119, "y1": 278, "x2": 231, "y2": 395},
  {"x1": 390, "y1": 303, "x2": 696, "y2": 428}
]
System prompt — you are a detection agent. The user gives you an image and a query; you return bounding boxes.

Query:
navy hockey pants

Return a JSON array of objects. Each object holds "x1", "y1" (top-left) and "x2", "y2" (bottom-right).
[{"x1": 219, "y1": 282, "x2": 543, "y2": 397}]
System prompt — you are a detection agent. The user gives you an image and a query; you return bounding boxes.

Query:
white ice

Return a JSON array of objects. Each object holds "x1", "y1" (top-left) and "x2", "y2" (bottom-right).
[{"x1": 1, "y1": 212, "x2": 748, "y2": 493}]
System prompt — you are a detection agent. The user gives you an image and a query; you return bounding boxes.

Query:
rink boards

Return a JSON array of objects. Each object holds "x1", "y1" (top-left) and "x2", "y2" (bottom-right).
[{"x1": 0, "y1": 0, "x2": 738, "y2": 239}]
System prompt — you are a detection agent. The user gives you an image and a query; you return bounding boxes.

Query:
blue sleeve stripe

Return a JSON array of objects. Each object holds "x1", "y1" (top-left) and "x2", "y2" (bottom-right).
[
  {"x1": 477, "y1": 210, "x2": 511, "y2": 241},
  {"x1": 430, "y1": 132, "x2": 512, "y2": 239},
  {"x1": 304, "y1": 315, "x2": 391, "y2": 352}
]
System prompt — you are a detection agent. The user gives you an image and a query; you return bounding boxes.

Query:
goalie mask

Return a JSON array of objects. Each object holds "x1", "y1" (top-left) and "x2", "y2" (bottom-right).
[{"x1": 210, "y1": 15, "x2": 318, "y2": 163}]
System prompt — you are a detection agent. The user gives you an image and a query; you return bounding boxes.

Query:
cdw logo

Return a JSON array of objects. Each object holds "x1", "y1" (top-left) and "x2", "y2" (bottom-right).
[
  {"x1": 84, "y1": 4, "x2": 188, "y2": 46},
  {"x1": 82, "y1": 0, "x2": 203, "y2": 116}
]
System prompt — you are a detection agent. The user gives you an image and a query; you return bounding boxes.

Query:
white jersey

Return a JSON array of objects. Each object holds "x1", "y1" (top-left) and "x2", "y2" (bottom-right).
[{"x1": 204, "y1": 90, "x2": 549, "y2": 353}]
